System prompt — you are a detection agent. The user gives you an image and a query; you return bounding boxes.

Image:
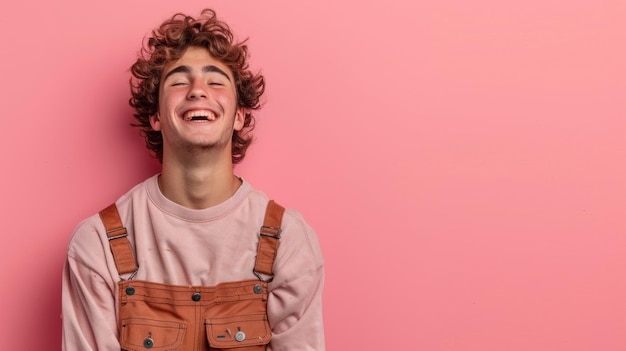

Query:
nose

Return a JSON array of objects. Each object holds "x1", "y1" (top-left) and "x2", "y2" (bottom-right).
[{"x1": 187, "y1": 79, "x2": 208, "y2": 100}]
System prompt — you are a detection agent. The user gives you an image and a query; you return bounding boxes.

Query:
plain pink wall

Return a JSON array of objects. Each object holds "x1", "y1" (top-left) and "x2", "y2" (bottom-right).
[{"x1": 0, "y1": 0, "x2": 624, "y2": 349}]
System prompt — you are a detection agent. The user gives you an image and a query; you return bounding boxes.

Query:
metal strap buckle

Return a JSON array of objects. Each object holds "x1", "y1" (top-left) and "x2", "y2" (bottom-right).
[
  {"x1": 260, "y1": 225, "x2": 281, "y2": 239},
  {"x1": 106, "y1": 228, "x2": 128, "y2": 241}
]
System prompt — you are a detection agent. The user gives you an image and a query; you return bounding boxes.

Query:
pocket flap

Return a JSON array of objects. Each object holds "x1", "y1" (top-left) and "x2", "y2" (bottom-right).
[
  {"x1": 120, "y1": 318, "x2": 186, "y2": 350},
  {"x1": 206, "y1": 313, "x2": 271, "y2": 348}
]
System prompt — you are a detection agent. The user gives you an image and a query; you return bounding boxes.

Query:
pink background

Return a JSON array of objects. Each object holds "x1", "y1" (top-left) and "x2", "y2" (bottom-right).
[{"x1": 0, "y1": 0, "x2": 624, "y2": 349}]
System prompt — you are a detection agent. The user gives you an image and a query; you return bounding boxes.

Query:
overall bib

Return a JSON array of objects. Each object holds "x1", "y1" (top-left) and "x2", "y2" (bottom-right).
[{"x1": 99, "y1": 200, "x2": 285, "y2": 351}]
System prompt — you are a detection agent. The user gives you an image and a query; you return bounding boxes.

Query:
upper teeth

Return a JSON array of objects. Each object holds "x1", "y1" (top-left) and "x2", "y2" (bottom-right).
[{"x1": 184, "y1": 110, "x2": 216, "y2": 121}]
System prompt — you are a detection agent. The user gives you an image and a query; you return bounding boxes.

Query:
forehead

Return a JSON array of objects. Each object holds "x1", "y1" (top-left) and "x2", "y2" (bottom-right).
[{"x1": 162, "y1": 46, "x2": 234, "y2": 79}]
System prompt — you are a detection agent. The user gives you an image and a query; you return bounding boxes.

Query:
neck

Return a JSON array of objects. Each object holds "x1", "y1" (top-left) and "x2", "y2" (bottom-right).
[{"x1": 158, "y1": 152, "x2": 241, "y2": 209}]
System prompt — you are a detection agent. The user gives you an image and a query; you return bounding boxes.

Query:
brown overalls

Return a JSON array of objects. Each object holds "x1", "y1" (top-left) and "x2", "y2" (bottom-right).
[{"x1": 99, "y1": 200, "x2": 285, "y2": 351}]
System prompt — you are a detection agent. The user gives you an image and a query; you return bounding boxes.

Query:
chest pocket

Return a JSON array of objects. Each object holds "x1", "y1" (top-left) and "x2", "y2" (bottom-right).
[
  {"x1": 206, "y1": 313, "x2": 271, "y2": 350},
  {"x1": 120, "y1": 318, "x2": 187, "y2": 351}
]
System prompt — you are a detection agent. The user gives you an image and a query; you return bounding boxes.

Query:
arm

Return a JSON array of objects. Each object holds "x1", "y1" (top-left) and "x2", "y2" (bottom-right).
[
  {"x1": 266, "y1": 209, "x2": 326, "y2": 350},
  {"x1": 62, "y1": 240, "x2": 120, "y2": 350},
  {"x1": 267, "y1": 266, "x2": 325, "y2": 351}
]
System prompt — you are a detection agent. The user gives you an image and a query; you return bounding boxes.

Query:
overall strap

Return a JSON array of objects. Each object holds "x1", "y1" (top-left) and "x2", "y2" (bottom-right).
[
  {"x1": 99, "y1": 204, "x2": 139, "y2": 276},
  {"x1": 253, "y1": 200, "x2": 285, "y2": 282}
]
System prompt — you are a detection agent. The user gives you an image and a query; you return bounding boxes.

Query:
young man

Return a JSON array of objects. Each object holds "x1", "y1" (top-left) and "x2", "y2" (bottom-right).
[{"x1": 62, "y1": 9, "x2": 325, "y2": 350}]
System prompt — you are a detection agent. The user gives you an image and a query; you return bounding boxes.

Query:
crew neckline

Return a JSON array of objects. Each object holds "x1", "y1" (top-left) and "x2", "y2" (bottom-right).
[{"x1": 145, "y1": 174, "x2": 250, "y2": 222}]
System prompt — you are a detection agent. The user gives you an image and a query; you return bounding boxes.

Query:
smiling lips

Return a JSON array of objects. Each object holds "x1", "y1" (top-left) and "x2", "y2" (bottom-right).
[{"x1": 184, "y1": 110, "x2": 216, "y2": 122}]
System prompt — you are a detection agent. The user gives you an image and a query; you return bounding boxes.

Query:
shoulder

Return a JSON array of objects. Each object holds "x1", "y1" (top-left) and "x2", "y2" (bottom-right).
[
  {"x1": 282, "y1": 208, "x2": 319, "y2": 245},
  {"x1": 271, "y1": 204, "x2": 324, "y2": 285},
  {"x1": 66, "y1": 213, "x2": 109, "y2": 277},
  {"x1": 242, "y1": 180, "x2": 324, "y2": 273},
  {"x1": 282, "y1": 207, "x2": 323, "y2": 256},
  {"x1": 66, "y1": 176, "x2": 153, "y2": 268}
]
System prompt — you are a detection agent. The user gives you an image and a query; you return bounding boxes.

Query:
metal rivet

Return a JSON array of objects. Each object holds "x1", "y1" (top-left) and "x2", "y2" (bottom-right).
[
  {"x1": 253, "y1": 284, "x2": 263, "y2": 294},
  {"x1": 235, "y1": 331, "x2": 246, "y2": 342},
  {"x1": 125, "y1": 287, "x2": 135, "y2": 295},
  {"x1": 192, "y1": 292, "x2": 201, "y2": 301},
  {"x1": 143, "y1": 337, "x2": 154, "y2": 348}
]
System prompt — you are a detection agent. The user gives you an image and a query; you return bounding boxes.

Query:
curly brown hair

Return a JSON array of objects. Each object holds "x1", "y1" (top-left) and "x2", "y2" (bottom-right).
[{"x1": 129, "y1": 9, "x2": 265, "y2": 164}]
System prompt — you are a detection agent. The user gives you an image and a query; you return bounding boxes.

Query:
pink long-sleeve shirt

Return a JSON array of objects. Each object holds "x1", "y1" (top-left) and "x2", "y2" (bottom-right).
[{"x1": 62, "y1": 174, "x2": 325, "y2": 350}]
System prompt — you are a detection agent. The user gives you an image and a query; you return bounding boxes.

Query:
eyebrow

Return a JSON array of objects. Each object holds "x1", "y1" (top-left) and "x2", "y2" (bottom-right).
[{"x1": 163, "y1": 65, "x2": 232, "y2": 82}]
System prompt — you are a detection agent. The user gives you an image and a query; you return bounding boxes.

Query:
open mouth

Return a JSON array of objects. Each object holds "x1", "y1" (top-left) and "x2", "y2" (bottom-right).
[{"x1": 184, "y1": 110, "x2": 216, "y2": 122}]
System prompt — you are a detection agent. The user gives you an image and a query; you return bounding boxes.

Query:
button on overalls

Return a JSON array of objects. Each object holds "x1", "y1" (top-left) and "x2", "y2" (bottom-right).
[{"x1": 99, "y1": 200, "x2": 285, "y2": 351}]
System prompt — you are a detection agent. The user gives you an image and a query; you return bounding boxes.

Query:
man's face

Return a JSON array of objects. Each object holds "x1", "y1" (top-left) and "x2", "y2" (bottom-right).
[{"x1": 151, "y1": 46, "x2": 244, "y2": 160}]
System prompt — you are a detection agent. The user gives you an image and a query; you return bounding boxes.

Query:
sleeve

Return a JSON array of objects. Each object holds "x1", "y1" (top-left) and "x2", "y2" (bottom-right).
[
  {"x1": 62, "y1": 230, "x2": 120, "y2": 350},
  {"x1": 266, "y1": 210, "x2": 326, "y2": 351},
  {"x1": 267, "y1": 267, "x2": 325, "y2": 351}
]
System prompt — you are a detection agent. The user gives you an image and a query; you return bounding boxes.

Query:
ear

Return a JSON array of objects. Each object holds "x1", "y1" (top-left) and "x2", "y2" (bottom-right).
[
  {"x1": 233, "y1": 108, "x2": 245, "y2": 131},
  {"x1": 149, "y1": 113, "x2": 162, "y2": 131}
]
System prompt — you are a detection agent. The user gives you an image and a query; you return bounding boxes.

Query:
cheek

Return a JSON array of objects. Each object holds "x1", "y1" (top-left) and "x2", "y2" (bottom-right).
[
  {"x1": 160, "y1": 87, "x2": 187, "y2": 106},
  {"x1": 159, "y1": 91, "x2": 173, "y2": 111},
  {"x1": 216, "y1": 92, "x2": 235, "y2": 105}
]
